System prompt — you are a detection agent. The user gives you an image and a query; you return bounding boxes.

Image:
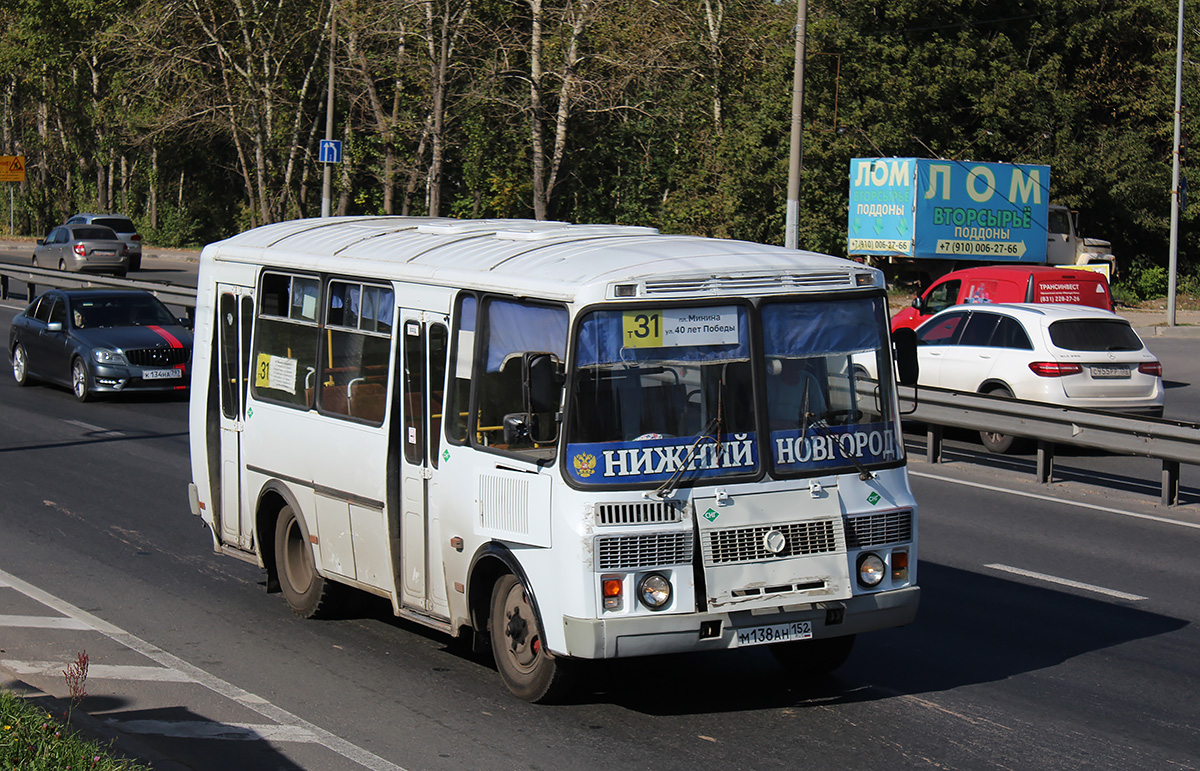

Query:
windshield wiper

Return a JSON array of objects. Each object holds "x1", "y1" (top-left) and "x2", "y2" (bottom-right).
[
  {"x1": 649, "y1": 376, "x2": 724, "y2": 500},
  {"x1": 807, "y1": 417, "x2": 874, "y2": 481}
]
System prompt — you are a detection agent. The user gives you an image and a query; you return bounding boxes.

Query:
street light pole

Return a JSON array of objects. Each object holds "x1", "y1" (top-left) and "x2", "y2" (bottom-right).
[
  {"x1": 1168, "y1": 0, "x2": 1185, "y2": 326},
  {"x1": 321, "y1": 3, "x2": 337, "y2": 219},
  {"x1": 784, "y1": 0, "x2": 807, "y2": 250}
]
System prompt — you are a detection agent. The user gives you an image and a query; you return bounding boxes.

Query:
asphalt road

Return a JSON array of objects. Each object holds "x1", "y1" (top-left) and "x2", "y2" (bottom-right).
[{"x1": 2, "y1": 293, "x2": 1200, "y2": 769}]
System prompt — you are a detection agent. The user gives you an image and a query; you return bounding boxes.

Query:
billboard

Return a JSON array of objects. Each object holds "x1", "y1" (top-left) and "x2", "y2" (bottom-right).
[{"x1": 848, "y1": 158, "x2": 1051, "y2": 263}]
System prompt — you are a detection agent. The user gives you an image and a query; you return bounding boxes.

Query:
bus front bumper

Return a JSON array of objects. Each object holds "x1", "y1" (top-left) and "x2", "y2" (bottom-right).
[{"x1": 561, "y1": 586, "x2": 919, "y2": 660}]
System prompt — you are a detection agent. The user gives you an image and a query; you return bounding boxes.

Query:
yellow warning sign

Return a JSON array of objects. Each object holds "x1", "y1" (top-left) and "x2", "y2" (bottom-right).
[{"x1": 0, "y1": 155, "x2": 26, "y2": 183}]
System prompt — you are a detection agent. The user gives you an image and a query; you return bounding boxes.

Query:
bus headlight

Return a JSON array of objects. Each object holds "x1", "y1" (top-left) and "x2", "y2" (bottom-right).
[
  {"x1": 857, "y1": 553, "x2": 885, "y2": 588},
  {"x1": 637, "y1": 573, "x2": 672, "y2": 610}
]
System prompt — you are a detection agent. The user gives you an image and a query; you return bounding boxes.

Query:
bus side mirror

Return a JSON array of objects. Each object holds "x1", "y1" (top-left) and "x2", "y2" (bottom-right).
[
  {"x1": 892, "y1": 328, "x2": 919, "y2": 386},
  {"x1": 503, "y1": 412, "x2": 536, "y2": 445},
  {"x1": 524, "y1": 352, "x2": 563, "y2": 414}
]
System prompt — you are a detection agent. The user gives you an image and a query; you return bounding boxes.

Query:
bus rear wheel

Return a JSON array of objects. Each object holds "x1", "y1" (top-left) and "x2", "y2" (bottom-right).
[
  {"x1": 769, "y1": 634, "x2": 856, "y2": 678},
  {"x1": 489, "y1": 573, "x2": 577, "y2": 703},
  {"x1": 274, "y1": 505, "x2": 340, "y2": 619}
]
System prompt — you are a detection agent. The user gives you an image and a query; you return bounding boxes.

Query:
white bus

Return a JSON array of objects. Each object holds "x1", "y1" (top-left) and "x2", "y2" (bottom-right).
[{"x1": 187, "y1": 216, "x2": 920, "y2": 702}]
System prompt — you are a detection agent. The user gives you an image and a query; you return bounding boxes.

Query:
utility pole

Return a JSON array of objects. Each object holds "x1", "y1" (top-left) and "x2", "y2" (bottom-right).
[
  {"x1": 321, "y1": 3, "x2": 337, "y2": 218},
  {"x1": 784, "y1": 0, "x2": 807, "y2": 250},
  {"x1": 1168, "y1": 0, "x2": 1185, "y2": 325}
]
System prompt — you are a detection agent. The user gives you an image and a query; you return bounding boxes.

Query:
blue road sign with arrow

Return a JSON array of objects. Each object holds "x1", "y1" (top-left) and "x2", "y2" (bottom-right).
[{"x1": 319, "y1": 139, "x2": 343, "y2": 164}]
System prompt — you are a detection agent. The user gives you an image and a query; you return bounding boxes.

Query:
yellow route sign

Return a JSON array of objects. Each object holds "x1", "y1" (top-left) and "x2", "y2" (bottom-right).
[{"x1": 0, "y1": 155, "x2": 26, "y2": 183}]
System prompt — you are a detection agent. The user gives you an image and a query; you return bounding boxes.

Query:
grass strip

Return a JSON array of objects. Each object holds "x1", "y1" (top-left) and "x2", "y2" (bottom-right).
[{"x1": 0, "y1": 689, "x2": 150, "y2": 770}]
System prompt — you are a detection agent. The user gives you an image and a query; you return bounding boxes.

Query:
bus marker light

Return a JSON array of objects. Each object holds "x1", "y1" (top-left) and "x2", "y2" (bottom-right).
[{"x1": 891, "y1": 550, "x2": 908, "y2": 583}]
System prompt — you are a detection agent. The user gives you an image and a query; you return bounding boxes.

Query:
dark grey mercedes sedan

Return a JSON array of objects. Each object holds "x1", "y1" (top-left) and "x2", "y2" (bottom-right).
[{"x1": 9, "y1": 289, "x2": 192, "y2": 402}]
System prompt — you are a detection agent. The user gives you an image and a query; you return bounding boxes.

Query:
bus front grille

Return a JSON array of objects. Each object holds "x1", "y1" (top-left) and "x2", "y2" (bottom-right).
[
  {"x1": 844, "y1": 510, "x2": 912, "y2": 548},
  {"x1": 595, "y1": 501, "x2": 682, "y2": 526},
  {"x1": 702, "y1": 519, "x2": 839, "y2": 565},
  {"x1": 643, "y1": 272, "x2": 851, "y2": 297},
  {"x1": 596, "y1": 532, "x2": 693, "y2": 571}
]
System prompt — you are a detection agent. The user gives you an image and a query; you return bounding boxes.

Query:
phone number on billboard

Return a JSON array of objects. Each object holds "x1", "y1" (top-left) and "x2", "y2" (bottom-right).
[{"x1": 938, "y1": 240, "x2": 1023, "y2": 256}]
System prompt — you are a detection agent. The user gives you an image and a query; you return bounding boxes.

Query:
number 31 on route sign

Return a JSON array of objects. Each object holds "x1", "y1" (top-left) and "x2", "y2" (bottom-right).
[{"x1": 0, "y1": 156, "x2": 25, "y2": 183}]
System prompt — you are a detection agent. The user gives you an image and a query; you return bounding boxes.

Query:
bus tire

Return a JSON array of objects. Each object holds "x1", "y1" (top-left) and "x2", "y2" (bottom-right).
[
  {"x1": 769, "y1": 634, "x2": 856, "y2": 678},
  {"x1": 274, "y1": 505, "x2": 340, "y2": 619},
  {"x1": 489, "y1": 573, "x2": 577, "y2": 703}
]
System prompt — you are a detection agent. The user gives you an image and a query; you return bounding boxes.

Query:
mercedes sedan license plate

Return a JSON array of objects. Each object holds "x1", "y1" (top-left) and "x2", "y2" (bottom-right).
[
  {"x1": 735, "y1": 620, "x2": 813, "y2": 647},
  {"x1": 143, "y1": 368, "x2": 183, "y2": 380},
  {"x1": 1090, "y1": 365, "x2": 1130, "y2": 379}
]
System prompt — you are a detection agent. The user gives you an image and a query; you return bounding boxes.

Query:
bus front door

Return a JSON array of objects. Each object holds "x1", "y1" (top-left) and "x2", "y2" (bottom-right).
[
  {"x1": 398, "y1": 315, "x2": 450, "y2": 620},
  {"x1": 216, "y1": 287, "x2": 254, "y2": 549}
]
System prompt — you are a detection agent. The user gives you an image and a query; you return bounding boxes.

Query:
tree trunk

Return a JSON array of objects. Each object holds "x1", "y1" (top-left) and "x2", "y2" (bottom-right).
[
  {"x1": 529, "y1": 0, "x2": 547, "y2": 220},
  {"x1": 150, "y1": 146, "x2": 158, "y2": 228}
]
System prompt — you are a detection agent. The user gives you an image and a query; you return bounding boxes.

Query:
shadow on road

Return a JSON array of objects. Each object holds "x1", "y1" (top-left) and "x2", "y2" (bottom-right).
[{"x1": 570, "y1": 561, "x2": 1186, "y2": 715}]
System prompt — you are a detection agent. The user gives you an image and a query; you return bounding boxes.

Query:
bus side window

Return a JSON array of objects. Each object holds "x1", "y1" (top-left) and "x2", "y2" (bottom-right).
[
  {"x1": 429, "y1": 323, "x2": 448, "y2": 468},
  {"x1": 252, "y1": 273, "x2": 320, "y2": 409},
  {"x1": 318, "y1": 280, "x2": 393, "y2": 424},
  {"x1": 475, "y1": 297, "x2": 568, "y2": 455},
  {"x1": 446, "y1": 293, "x2": 477, "y2": 446}
]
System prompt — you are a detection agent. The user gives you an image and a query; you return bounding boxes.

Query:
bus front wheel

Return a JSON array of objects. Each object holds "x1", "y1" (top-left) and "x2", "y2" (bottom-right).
[
  {"x1": 274, "y1": 505, "x2": 340, "y2": 619},
  {"x1": 489, "y1": 574, "x2": 577, "y2": 703}
]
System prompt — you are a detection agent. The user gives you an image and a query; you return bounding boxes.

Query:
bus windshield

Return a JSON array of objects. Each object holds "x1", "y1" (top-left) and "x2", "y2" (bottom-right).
[
  {"x1": 564, "y1": 296, "x2": 902, "y2": 487},
  {"x1": 761, "y1": 296, "x2": 902, "y2": 477}
]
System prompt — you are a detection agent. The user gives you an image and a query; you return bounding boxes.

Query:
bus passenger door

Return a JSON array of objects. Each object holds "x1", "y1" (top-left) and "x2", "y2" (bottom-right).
[
  {"x1": 216, "y1": 286, "x2": 254, "y2": 549},
  {"x1": 398, "y1": 315, "x2": 451, "y2": 619}
]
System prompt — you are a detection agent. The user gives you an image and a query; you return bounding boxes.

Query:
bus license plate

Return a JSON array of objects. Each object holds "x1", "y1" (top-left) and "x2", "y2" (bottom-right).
[
  {"x1": 735, "y1": 620, "x2": 813, "y2": 647},
  {"x1": 1090, "y1": 365, "x2": 1130, "y2": 379},
  {"x1": 143, "y1": 368, "x2": 182, "y2": 380}
]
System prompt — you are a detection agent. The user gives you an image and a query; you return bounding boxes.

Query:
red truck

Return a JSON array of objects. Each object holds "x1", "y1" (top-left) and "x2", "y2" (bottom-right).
[{"x1": 891, "y1": 265, "x2": 1114, "y2": 332}]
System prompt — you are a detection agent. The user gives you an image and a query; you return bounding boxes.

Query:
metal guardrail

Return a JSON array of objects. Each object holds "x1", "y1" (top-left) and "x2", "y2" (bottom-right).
[
  {"x1": 0, "y1": 264, "x2": 197, "y2": 313},
  {"x1": 0, "y1": 263, "x2": 1192, "y2": 503},
  {"x1": 900, "y1": 385, "x2": 1200, "y2": 505}
]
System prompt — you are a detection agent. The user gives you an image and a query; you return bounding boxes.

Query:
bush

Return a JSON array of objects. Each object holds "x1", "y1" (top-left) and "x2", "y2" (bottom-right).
[
  {"x1": 141, "y1": 204, "x2": 203, "y2": 248},
  {"x1": 1114, "y1": 264, "x2": 1169, "y2": 302}
]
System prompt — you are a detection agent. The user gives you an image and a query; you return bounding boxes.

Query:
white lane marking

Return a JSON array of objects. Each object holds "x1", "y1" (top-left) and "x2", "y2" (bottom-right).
[
  {"x1": 62, "y1": 419, "x2": 125, "y2": 437},
  {"x1": 0, "y1": 614, "x2": 93, "y2": 630},
  {"x1": 0, "y1": 567, "x2": 406, "y2": 771},
  {"x1": 985, "y1": 563, "x2": 1148, "y2": 601},
  {"x1": 109, "y1": 720, "x2": 319, "y2": 743},
  {"x1": 2, "y1": 660, "x2": 193, "y2": 682},
  {"x1": 911, "y1": 470, "x2": 1200, "y2": 531}
]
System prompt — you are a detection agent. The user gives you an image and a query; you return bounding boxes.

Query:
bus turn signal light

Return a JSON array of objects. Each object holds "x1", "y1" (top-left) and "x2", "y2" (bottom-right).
[{"x1": 602, "y1": 576, "x2": 623, "y2": 611}]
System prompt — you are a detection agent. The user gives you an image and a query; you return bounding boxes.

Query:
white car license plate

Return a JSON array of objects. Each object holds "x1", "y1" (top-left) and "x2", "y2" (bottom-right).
[
  {"x1": 93, "y1": 250, "x2": 115, "y2": 257},
  {"x1": 735, "y1": 620, "x2": 813, "y2": 647},
  {"x1": 143, "y1": 368, "x2": 182, "y2": 380},
  {"x1": 1090, "y1": 365, "x2": 1130, "y2": 379}
]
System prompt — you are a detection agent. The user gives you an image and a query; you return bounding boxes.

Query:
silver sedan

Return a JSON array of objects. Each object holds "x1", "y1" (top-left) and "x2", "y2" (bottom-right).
[{"x1": 33, "y1": 223, "x2": 129, "y2": 276}]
